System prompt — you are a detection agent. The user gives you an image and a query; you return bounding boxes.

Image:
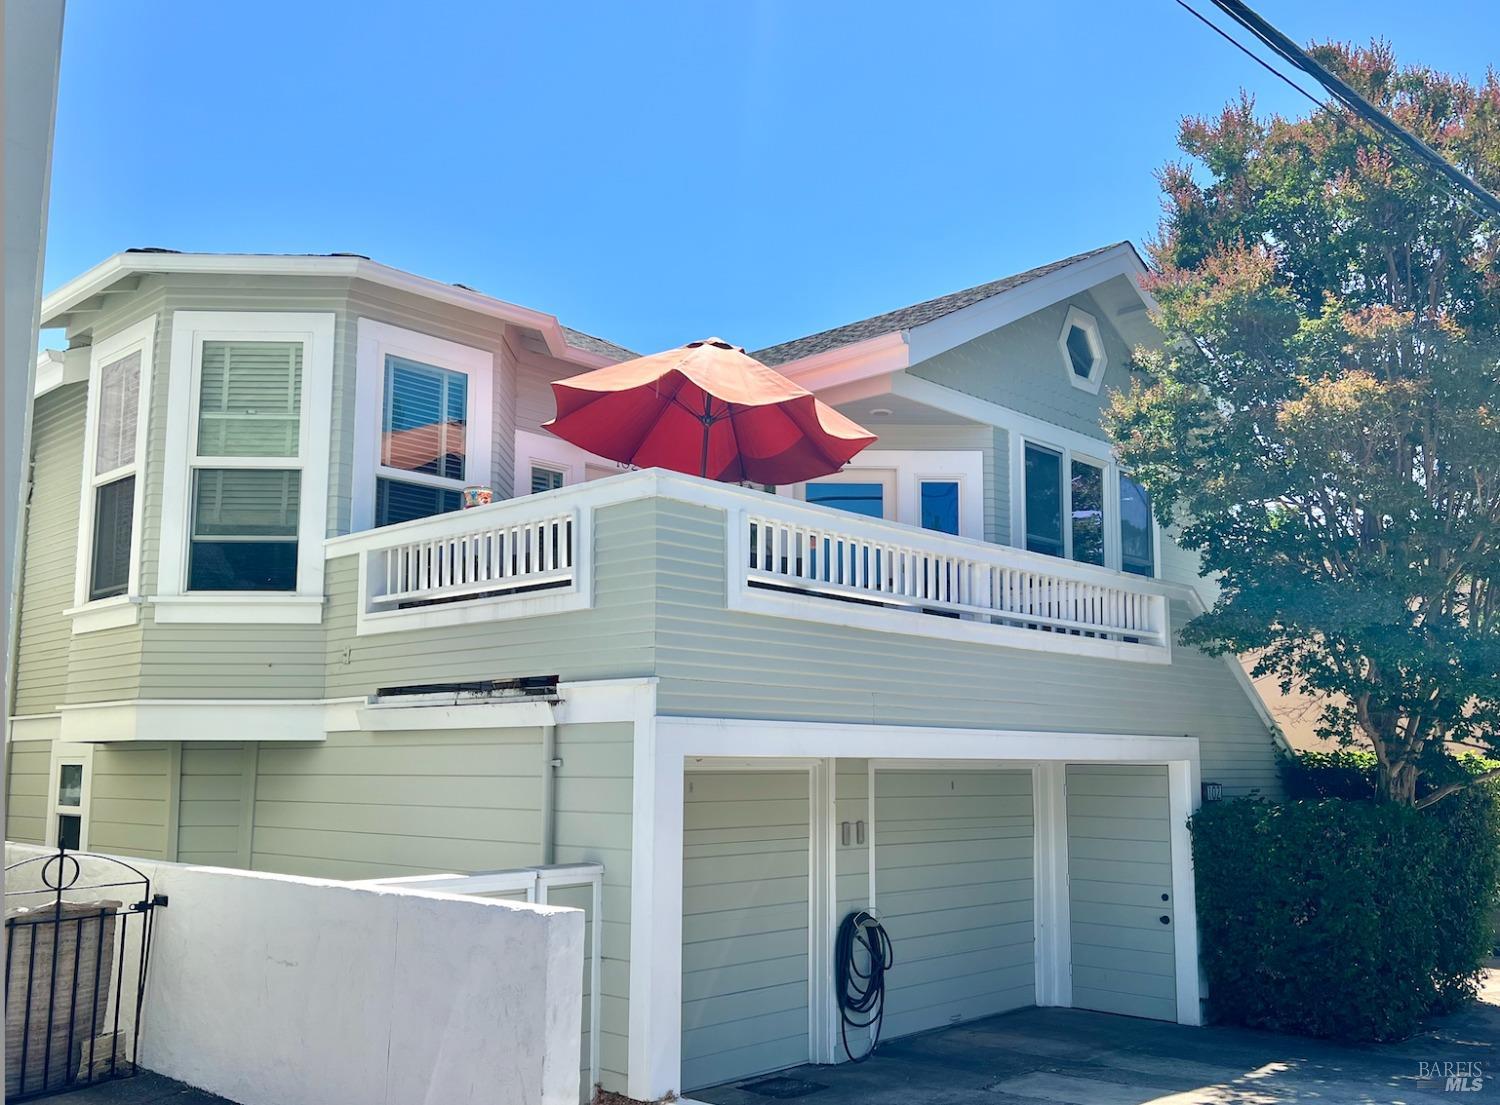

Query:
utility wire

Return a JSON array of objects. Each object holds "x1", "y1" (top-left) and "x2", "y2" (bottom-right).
[
  {"x1": 1173, "y1": 0, "x2": 1328, "y2": 110},
  {"x1": 1206, "y1": 0, "x2": 1500, "y2": 219}
]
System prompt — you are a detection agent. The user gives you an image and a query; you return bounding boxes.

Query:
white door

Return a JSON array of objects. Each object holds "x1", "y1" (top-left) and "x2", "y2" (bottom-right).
[
  {"x1": 1066, "y1": 764, "x2": 1177, "y2": 1020},
  {"x1": 872, "y1": 768, "x2": 1035, "y2": 1039},
  {"x1": 681, "y1": 770, "x2": 811, "y2": 1090}
]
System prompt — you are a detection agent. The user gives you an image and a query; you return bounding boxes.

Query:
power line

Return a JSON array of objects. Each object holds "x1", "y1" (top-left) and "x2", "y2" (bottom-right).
[
  {"x1": 1206, "y1": 0, "x2": 1500, "y2": 219},
  {"x1": 1173, "y1": 0, "x2": 1328, "y2": 110}
]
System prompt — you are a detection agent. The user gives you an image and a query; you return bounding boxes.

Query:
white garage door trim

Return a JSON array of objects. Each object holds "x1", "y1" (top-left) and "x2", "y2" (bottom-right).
[{"x1": 636, "y1": 722, "x2": 1202, "y2": 1104}]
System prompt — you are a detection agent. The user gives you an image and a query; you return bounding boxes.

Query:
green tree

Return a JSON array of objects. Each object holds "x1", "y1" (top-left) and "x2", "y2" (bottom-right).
[{"x1": 1106, "y1": 41, "x2": 1500, "y2": 806}]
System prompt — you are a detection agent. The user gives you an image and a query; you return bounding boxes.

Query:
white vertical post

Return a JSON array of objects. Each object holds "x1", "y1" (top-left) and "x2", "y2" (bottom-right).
[
  {"x1": 1032, "y1": 762, "x2": 1072, "y2": 1008},
  {"x1": 807, "y1": 759, "x2": 837, "y2": 1064},
  {"x1": 1167, "y1": 757, "x2": 1203, "y2": 1025}
]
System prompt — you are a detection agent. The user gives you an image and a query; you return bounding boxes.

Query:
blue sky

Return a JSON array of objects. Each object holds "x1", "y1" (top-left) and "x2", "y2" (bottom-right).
[{"x1": 42, "y1": 1, "x2": 1495, "y2": 355}]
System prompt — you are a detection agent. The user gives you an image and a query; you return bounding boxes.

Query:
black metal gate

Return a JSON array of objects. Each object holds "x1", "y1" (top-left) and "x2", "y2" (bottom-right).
[{"x1": 4, "y1": 846, "x2": 167, "y2": 1100}]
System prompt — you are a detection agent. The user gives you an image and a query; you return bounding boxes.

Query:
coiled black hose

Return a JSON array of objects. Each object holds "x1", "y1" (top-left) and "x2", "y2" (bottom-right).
[{"x1": 834, "y1": 909, "x2": 894, "y2": 1063}]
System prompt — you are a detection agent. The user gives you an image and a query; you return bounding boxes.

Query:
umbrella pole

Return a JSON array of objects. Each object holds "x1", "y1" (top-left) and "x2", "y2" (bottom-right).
[{"x1": 699, "y1": 394, "x2": 713, "y2": 478}]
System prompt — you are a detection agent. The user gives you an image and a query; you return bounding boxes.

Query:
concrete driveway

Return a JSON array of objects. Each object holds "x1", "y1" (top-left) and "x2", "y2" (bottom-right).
[{"x1": 694, "y1": 971, "x2": 1498, "y2": 1105}]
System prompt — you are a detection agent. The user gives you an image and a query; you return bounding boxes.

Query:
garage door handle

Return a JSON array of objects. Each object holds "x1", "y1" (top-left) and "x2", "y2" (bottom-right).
[{"x1": 1159, "y1": 915, "x2": 1171, "y2": 925}]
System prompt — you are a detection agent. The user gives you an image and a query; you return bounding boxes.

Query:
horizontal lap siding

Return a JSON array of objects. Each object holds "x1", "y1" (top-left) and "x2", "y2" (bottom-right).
[
  {"x1": 682, "y1": 771, "x2": 810, "y2": 1091},
  {"x1": 89, "y1": 744, "x2": 175, "y2": 859},
  {"x1": 652, "y1": 499, "x2": 1278, "y2": 797},
  {"x1": 15, "y1": 384, "x2": 88, "y2": 716},
  {"x1": 1066, "y1": 765, "x2": 1176, "y2": 1021},
  {"x1": 177, "y1": 743, "x2": 252, "y2": 866},
  {"x1": 874, "y1": 769, "x2": 1034, "y2": 1038},
  {"x1": 554, "y1": 722, "x2": 633, "y2": 1096},
  {"x1": 249, "y1": 727, "x2": 543, "y2": 879},
  {"x1": 6, "y1": 744, "x2": 51, "y2": 843},
  {"x1": 323, "y1": 498, "x2": 657, "y2": 698}
]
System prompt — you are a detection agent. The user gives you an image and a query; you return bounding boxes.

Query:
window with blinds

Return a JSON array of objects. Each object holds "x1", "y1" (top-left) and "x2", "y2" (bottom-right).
[
  {"x1": 531, "y1": 466, "x2": 565, "y2": 494},
  {"x1": 188, "y1": 339, "x2": 306, "y2": 591},
  {"x1": 197, "y1": 340, "x2": 303, "y2": 457},
  {"x1": 88, "y1": 351, "x2": 142, "y2": 600},
  {"x1": 375, "y1": 354, "x2": 470, "y2": 526}
]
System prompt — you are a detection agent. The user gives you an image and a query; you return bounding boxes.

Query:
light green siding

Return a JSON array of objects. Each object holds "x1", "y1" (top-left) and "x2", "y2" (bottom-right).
[
  {"x1": 873, "y1": 768, "x2": 1034, "y2": 1038},
  {"x1": 908, "y1": 282, "x2": 1135, "y2": 442},
  {"x1": 1066, "y1": 764, "x2": 1176, "y2": 1021},
  {"x1": 248, "y1": 727, "x2": 542, "y2": 879},
  {"x1": 649, "y1": 498, "x2": 1278, "y2": 797},
  {"x1": 88, "y1": 743, "x2": 176, "y2": 859},
  {"x1": 681, "y1": 770, "x2": 810, "y2": 1091},
  {"x1": 14, "y1": 383, "x2": 89, "y2": 716},
  {"x1": 554, "y1": 721, "x2": 633, "y2": 1094},
  {"x1": 6, "y1": 743, "x2": 51, "y2": 843},
  {"x1": 323, "y1": 497, "x2": 659, "y2": 697},
  {"x1": 176, "y1": 743, "x2": 254, "y2": 866}
]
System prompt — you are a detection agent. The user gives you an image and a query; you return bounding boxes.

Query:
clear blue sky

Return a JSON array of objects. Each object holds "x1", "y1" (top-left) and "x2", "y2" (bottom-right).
[{"x1": 41, "y1": 1, "x2": 1496, "y2": 355}]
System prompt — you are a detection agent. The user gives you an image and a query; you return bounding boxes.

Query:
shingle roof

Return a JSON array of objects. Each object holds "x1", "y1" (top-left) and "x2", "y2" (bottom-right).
[
  {"x1": 751, "y1": 242, "x2": 1130, "y2": 367},
  {"x1": 562, "y1": 326, "x2": 637, "y2": 362}
]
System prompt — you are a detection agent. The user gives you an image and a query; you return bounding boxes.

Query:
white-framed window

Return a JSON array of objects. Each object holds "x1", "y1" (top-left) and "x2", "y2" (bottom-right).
[
  {"x1": 46, "y1": 749, "x2": 91, "y2": 851},
  {"x1": 156, "y1": 312, "x2": 334, "y2": 623},
  {"x1": 68, "y1": 316, "x2": 155, "y2": 634},
  {"x1": 1058, "y1": 305, "x2": 1107, "y2": 394},
  {"x1": 353, "y1": 319, "x2": 494, "y2": 530},
  {"x1": 514, "y1": 429, "x2": 631, "y2": 495},
  {"x1": 781, "y1": 450, "x2": 985, "y2": 540},
  {"x1": 1014, "y1": 432, "x2": 1158, "y2": 577}
]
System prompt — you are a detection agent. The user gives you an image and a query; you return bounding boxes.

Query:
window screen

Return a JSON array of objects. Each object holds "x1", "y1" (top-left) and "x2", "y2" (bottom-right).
[
  {"x1": 95, "y1": 352, "x2": 140, "y2": 474},
  {"x1": 1070, "y1": 459, "x2": 1105, "y2": 565},
  {"x1": 89, "y1": 476, "x2": 135, "y2": 599},
  {"x1": 1120, "y1": 474, "x2": 1155, "y2": 577}
]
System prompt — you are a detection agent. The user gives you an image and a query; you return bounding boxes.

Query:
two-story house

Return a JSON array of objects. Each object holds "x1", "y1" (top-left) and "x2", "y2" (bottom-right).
[{"x1": 7, "y1": 242, "x2": 1282, "y2": 1102}]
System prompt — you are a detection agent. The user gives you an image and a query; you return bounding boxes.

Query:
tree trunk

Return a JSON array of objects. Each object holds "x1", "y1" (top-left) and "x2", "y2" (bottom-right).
[{"x1": 1377, "y1": 758, "x2": 1419, "y2": 805}]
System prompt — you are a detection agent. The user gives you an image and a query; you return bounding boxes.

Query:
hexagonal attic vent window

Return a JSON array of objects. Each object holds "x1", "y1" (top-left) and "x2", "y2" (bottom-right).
[{"x1": 1057, "y1": 306, "x2": 1107, "y2": 393}]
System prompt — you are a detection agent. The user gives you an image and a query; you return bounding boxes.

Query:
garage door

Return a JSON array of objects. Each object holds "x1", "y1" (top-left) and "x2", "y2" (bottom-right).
[
  {"x1": 873, "y1": 768, "x2": 1035, "y2": 1039},
  {"x1": 1066, "y1": 764, "x2": 1177, "y2": 1020},
  {"x1": 681, "y1": 770, "x2": 810, "y2": 1091}
]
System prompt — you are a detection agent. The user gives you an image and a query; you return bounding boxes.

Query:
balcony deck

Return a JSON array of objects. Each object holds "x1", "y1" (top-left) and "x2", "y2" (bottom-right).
[{"x1": 325, "y1": 470, "x2": 1171, "y2": 664}]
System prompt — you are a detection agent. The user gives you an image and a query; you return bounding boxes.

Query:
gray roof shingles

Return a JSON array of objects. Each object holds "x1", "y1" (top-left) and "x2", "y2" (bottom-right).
[{"x1": 751, "y1": 242, "x2": 1129, "y2": 366}]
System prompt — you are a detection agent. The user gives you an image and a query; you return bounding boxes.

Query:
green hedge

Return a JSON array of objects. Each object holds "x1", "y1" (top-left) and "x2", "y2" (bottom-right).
[{"x1": 1191, "y1": 784, "x2": 1499, "y2": 1040}]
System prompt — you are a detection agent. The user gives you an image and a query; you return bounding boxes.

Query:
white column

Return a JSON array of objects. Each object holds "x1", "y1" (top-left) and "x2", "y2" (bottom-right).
[
  {"x1": 1032, "y1": 762, "x2": 1072, "y2": 1007},
  {"x1": 1167, "y1": 758, "x2": 1203, "y2": 1025}
]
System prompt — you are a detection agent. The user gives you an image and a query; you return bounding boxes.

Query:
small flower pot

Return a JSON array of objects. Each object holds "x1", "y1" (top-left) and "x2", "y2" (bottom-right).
[{"x1": 462, "y1": 486, "x2": 494, "y2": 509}]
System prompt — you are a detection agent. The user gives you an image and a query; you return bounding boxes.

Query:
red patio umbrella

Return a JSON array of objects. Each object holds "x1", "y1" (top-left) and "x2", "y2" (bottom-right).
[{"x1": 543, "y1": 338, "x2": 877, "y2": 483}]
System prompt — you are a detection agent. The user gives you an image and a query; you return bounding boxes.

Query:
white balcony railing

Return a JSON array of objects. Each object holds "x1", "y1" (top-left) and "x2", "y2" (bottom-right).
[
  {"x1": 732, "y1": 496, "x2": 1169, "y2": 653},
  {"x1": 329, "y1": 470, "x2": 1169, "y2": 657},
  {"x1": 372, "y1": 511, "x2": 576, "y2": 607}
]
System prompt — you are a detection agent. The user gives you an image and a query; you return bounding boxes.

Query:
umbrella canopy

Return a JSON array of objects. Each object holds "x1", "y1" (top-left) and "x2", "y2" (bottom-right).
[{"x1": 543, "y1": 338, "x2": 877, "y2": 483}]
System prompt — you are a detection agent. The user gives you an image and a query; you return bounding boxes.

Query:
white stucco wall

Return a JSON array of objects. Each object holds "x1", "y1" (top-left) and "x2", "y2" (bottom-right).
[{"x1": 4, "y1": 843, "x2": 584, "y2": 1105}]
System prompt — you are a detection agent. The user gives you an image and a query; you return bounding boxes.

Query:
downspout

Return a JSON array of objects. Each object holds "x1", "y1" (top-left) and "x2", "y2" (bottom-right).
[{"x1": 540, "y1": 722, "x2": 559, "y2": 865}]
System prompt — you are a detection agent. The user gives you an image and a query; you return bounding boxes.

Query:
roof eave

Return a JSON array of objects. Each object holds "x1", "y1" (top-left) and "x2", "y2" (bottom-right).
[{"x1": 41, "y1": 253, "x2": 621, "y2": 368}]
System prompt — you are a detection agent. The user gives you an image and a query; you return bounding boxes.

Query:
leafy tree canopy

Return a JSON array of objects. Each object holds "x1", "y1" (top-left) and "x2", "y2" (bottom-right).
[{"x1": 1106, "y1": 41, "x2": 1500, "y2": 805}]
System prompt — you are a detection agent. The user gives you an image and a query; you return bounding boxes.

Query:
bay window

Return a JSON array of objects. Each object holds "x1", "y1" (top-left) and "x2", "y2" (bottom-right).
[
  {"x1": 157, "y1": 312, "x2": 334, "y2": 622},
  {"x1": 189, "y1": 339, "x2": 304, "y2": 590},
  {"x1": 1017, "y1": 434, "x2": 1158, "y2": 577},
  {"x1": 353, "y1": 319, "x2": 493, "y2": 531},
  {"x1": 70, "y1": 315, "x2": 154, "y2": 633}
]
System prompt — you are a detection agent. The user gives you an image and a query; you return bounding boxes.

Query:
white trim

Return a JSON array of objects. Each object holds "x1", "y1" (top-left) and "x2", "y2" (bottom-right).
[
  {"x1": 808, "y1": 759, "x2": 837, "y2": 1066},
  {"x1": 514, "y1": 428, "x2": 631, "y2": 494},
  {"x1": 352, "y1": 318, "x2": 495, "y2": 532},
  {"x1": 33, "y1": 347, "x2": 87, "y2": 397},
  {"x1": 41, "y1": 252, "x2": 621, "y2": 369},
  {"x1": 55, "y1": 698, "x2": 343, "y2": 744},
  {"x1": 45, "y1": 743, "x2": 94, "y2": 849},
  {"x1": 1168, "y1": 759, "x2": 1204, "y2": 1025},
  {"x1": 70, "y1": 315, "x2": 156, "y2": 633},
  {"x1": 157, "y1": 311, "x2": 335, "y2": 618},
  {"x1": 147, "y1": 594, "x2": 326, "y2": 624},
  {"x1": 629, "y1": 716, "x2": 1202, "y2": 1102},
  {"x1": 1058, "y1": 305, "x2": 1107, "y2": 394},
  {"x1": 1032, "y1": 762, "x2": 1072, "y2": 1008},
  {"x1": 8, "y1": 713, "x2": 62, "y2": 742},
  {"x1": 781, "y1": 449, "x2": 984, "y2": 541}
]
